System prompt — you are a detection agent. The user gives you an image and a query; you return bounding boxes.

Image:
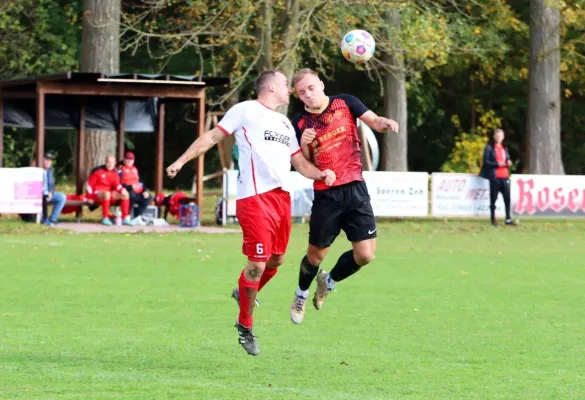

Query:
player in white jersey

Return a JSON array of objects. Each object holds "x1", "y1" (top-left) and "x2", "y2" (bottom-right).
[{"x1": 166, "y1": 69, "x2": 336, "y2": 356}]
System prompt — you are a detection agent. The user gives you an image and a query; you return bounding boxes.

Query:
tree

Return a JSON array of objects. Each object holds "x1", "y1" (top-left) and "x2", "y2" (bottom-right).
[
  {"x1": 380, "y1": 9, "x2": 407, "y2": 171},
  {"x1": 80, "y1": 0, "x2": 121, "y2": 177},
  {"x1": 526, "y1": 0, "x2": 564, "y2": 174}
]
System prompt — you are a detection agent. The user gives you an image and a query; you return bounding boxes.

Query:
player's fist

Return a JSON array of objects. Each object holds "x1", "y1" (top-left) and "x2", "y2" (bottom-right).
[
  {"x1": 300, "y1": 128, "x2": 317, "y2": 147},
  {"x1": 380, "y1": 118, "x2": 399, "y2": 133},
  {"x1": 321, "y1": 169, "x2": 336, "y2": 186},
  {"x1": 166, "y1": 161, "x2": 184, "y2": 178}
]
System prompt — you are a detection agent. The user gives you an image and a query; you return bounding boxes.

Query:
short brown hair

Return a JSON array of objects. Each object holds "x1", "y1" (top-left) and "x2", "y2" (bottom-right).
[
  {"x1": 255, "y1": 69, "x2": 284, "y2": 93},
  {"x1": 292, "y1": 68, "x2": 319, "y2": 87}
]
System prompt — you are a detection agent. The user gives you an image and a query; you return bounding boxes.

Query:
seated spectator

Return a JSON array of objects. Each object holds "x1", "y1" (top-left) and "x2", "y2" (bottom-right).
[
  {"x1": 86, "y1": 155, "x2": 133, "y2": 226},
  {"x1": 41, "y1": 151, "x2": 66, "y2": 226},
  {"x1": 118, "y1": 151, "x2": 152, "y2": 218},
  {"x1": 155, "y1": 191, "x2": 188, "y2": 220}
]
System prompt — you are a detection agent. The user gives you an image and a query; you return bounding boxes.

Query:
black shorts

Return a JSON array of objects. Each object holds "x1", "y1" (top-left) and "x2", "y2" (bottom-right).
[{"x1": 309, "y1": 180, "x2": 377, "y2": 248}]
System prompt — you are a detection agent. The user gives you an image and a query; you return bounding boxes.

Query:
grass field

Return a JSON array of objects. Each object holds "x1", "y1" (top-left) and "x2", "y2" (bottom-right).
[{"x1": 1, "y1": 220, "x2": 584, "y2": 399}]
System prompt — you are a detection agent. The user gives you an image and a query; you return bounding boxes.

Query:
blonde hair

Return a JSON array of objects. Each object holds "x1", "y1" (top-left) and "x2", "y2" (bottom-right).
[{"x1": 292, "y1": 68, "x2": 319, "y2": 87}]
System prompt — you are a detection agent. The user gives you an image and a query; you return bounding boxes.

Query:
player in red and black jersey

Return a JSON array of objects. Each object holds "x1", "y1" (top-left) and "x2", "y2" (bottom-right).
[{"x1": 289, "y1": 68, "x2": 399, "y2": 324}]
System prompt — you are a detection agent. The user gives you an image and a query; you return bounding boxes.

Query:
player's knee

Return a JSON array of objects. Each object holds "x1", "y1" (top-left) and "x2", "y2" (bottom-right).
[
  {"x1": 354, "y1": 251, "x2": 375, "y2": 267},
  {"x1": 307, "y1": 248, "x2": 327, "y2": 266},
  {"x1": 101, "y1": 191, "x2": 111, "y2": 200},
  {"x1": 245, "y1": 261, "x2": 265, "y2": 280}
]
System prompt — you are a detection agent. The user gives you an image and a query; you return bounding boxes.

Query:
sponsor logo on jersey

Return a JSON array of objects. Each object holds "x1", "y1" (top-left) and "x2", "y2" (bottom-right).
[{"x1": 264, "y1": 130, "x2": 290, "y2": 147}]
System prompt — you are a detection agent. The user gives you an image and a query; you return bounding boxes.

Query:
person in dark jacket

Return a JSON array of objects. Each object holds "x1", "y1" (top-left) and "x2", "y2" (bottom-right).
[
  {"x1": 42, "y1": 151, "x2": 67, "y2": 225},
  {"x1": 479, "y1": 129, "x2": 516, "y2": 227}
]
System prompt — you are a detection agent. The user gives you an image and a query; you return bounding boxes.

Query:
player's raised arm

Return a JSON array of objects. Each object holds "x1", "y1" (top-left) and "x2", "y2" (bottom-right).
[
  {"x1": 166, "y1": 127, "x2": 226, "y2": 178},
  {"x1": 359, "y1": 110, "x2": 399, "y2": 134},
  {"x1": 291, "y1": 152, "x2": 336, "y2": 186}
]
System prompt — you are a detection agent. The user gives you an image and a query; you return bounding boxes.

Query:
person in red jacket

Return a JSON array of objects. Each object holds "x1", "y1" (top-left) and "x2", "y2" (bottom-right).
[
  {"x1": 155, "y1": 191, "x2": 188, "y2": 220},
  {"x1": 86, "y1": 155, "x2": 133, "y2": 226},
  {"x1": 118, "y1": 151, "x2": 152, "y2": 218}
]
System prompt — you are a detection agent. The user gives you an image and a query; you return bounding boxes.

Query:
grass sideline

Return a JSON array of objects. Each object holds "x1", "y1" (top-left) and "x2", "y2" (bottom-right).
[{"x1": 1, "y1": 220, "x2": 584, "y2": 399}]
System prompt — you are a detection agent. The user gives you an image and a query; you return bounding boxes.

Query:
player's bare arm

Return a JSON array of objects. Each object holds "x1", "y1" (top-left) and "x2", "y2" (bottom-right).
[
  {"x1": 300, "y1": 128, "x2": 317, "y2": 160},
  {"x1": 166, "y1": 127, "x2": 226, "y2": 178},
  {"x1": 359, "y1": 110, "x2": 399, "y2": 133},
  {"x1": 291, "y1": 153, "x2": 336, "y2": 186}
]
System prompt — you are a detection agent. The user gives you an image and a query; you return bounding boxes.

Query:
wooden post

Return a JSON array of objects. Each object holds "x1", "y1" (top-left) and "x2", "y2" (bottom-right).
[
  {"x1": 195, "y1": 96, "x2": 205, "y2": 221},
  {"x1": 75, "y1": 101, "x2": 86, "y2": 222},
  {"x1": 0, "y1": 92, "x2": 3, "y2": 168},
  {"x1": 76, "y1": 101, "x2": 86, "y2": 195},
  {"x1": 35, "y1": 85, "x2": 45, "y2": 167},
  {"x1": 117, "y1": 100, "x2": 125, "y2": 161},
  {"x1": 155, "y1": 100, "x2": 165, "y2": 195}
]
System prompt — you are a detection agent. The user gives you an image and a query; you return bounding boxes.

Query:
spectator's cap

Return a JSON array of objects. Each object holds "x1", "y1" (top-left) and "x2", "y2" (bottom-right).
[
  {"x1": 44, "y1": 151, "x2": 56, "y2": 160},
  {"x1": 124, "y1": 151, "x2": 135, "y2": 160}
]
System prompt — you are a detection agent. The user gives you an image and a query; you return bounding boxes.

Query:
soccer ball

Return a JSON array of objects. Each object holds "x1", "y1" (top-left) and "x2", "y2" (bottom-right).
[{"x1": 340, "y1": 29, "x2": 376, "y2": 65}]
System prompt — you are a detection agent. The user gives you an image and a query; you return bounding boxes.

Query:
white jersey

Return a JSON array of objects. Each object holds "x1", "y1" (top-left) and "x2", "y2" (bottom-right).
[{"x1": 217, "y1": 100, "x2": 301, "y2": 200}]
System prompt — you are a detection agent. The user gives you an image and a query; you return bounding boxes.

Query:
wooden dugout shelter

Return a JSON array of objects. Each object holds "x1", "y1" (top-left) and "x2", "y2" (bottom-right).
[{"x1": 0, "y1": 72, "x2": 231, "y2": 220}]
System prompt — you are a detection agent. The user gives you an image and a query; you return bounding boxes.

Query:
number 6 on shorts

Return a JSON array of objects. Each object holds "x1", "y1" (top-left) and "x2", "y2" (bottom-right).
[{"x1": 256, "y1": 243, "x2": 264, "y2": 255}]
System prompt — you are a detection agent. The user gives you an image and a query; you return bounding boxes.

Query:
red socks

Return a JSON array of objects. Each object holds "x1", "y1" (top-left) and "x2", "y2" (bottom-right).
[
  {"x1": 258, "y1": 267, "x2": 278, "y2": 292},
  {"x1": 238, "y1": 269, "x2": 259, "y2": 328},
  {"x1": 120, "y1": 198, "x2": 130, "y2": 219},
  {"x1": 101, "y1": 199, "x2": 111, "y2": 219}
]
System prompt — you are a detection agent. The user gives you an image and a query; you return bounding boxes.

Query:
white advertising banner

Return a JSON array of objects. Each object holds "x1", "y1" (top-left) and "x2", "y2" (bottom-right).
[
  {"x1": 512, "y1": 174, "x2": 585, "y2": 217},
  {"x1": 224, "y1": 170, "x2": 429, "y2": 218},
  {"x1": 431, "y1": 173, "x2": 505, "y2": 217},
  {"x1": 0, "y1": 167, "x2": 44, "y2": 214},
  {"x1": 362, "y1": 171, "x2": 429, "y2": 217}
]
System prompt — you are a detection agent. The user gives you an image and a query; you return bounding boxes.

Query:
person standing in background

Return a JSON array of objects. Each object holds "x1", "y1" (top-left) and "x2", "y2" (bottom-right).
[{"x1": 480, "y1": 129, "x2": 516, "y2": 227}]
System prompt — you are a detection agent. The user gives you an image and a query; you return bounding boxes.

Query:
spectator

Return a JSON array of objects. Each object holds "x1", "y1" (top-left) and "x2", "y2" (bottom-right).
[
  {"x1": 86, "y1": 155, "x2": 133, "y2": 226},
  {"x1": 479, "y1": 128, "x2": 516, "y2": 227},
  {"x1": 118, "y1": 151, "x2": 152, "y2": 218},
  {"x1": 41, "y1": 151, "x2": 66, "y2": 226},
  {"x1": 155, "y1": 191, "x2": 188, "y2": 220}
]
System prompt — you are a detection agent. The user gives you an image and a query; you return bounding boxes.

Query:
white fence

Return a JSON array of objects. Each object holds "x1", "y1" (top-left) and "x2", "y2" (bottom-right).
[{"x1": 223, "y1": 170, "x2": 585, "y2": 222}]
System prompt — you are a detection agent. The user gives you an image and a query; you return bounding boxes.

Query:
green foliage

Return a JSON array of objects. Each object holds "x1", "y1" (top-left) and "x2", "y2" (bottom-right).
[
  {"x1": 0, "y1": 0, "x2": 79, "y2": 79},
  {"x1": 2, "y1": 130, "x2": 35, "y2": 168},
  {"x1": 441, "y1": 108, "x2": 502, "y2": 174},
  {"x1": 441, "y1": 132, "x2": 488, "y2": 174}
]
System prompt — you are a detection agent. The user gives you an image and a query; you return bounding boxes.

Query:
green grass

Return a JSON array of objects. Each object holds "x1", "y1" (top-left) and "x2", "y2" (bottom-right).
[{"x1": 1, "y1": 220, "x2": 584, "y2": 399}]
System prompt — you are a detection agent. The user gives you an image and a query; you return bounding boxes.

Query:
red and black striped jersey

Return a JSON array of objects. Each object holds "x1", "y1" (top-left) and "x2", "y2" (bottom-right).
[{"x1": 291, "y1": 94, "x2": 368, "y2": 191}]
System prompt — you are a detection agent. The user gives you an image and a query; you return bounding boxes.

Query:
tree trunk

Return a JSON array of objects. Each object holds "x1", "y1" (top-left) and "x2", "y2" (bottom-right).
[
  {"x1": 254, "y1": 0, "x2": 273, "y2": 74},
  {"x1": 277, "y1": 0, "x2": 300, "y2": 116},
  {"x1": 380, "y1": 9, "x2": 407, "y2": 171},
  {"x1": 80, "y1": 0, "x2": 120, "y2": 178},
  {"x1": 526, "y1": 0, "x2": 564, "y2": 174}
]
